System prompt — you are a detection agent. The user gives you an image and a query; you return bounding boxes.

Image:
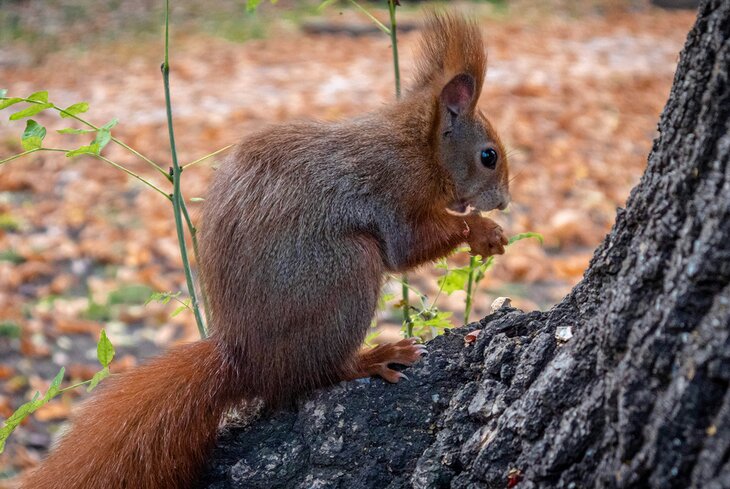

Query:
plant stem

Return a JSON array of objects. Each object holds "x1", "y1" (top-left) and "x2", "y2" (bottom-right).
[
  {"x1": 386, "y1": 0, "x2": 408, "y2": 331},
  {"x1": 91, "y1": 154, "x2": 170, "y2": 199},
  {"x1": 182, "y1": 144, "x2": 233, "y2": 169},
  {"x1": 180, "y1": 196, "x2": 212, "y2": 326},
  {"x1": 162, "y1": 0, "x2": 207, "y2": 338},
  {"x1": 401, "y1": 278, "x2": 411, "y2": 332},
  {"x1": 1, "y1": 96, "x2": 168, "y2": 179},
  {"x1": 387, "y1": 0, "x2": 401, "y2": 98},
  {"x1": 0, "y1": 146, "x2": 169, "y2": 199},
  {"x1": 349, "y1": 0, "x2": 391, "y2": 34},
  {"x1": 464, "y1": 255, "x2": 477, "y2": 324},
  {"x1": 61, "y1": 109, "x2": 170, "y2": 179},
  {"x1": 61, "y1": 379, "x2": 92, "y2": 392},
  {"x1": 0, "y1": 148, "x2": 40, "y2": 165}
]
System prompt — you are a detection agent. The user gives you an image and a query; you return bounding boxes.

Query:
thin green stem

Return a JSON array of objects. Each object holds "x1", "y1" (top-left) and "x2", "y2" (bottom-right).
[
  {"x1": 2, "y1": 147, "x2": 69, "y2": 164},
  {"x1": 90, "y1": 153, "x2": 170, "y2": 200},
  {"x1": 431, "y1": 266, "x2": 449, "y2": 307},
  {"x1": 0, "y1": 148, "x2": 40, "y2": 165},
  {"x1": 61, "y1": 379, "x2": 92, "y2": 392},
  {"x1": 464, "y1": 255, "x2": 477, "y2": 324},
  {"x1": 182, "y1": 144, "x2": 233, "y2": 170},
  {"x1": 348, "y1": 0, "x2": 391, "y2": 34},
  {"x1": 401, "y1": 278, "x2": 410, "y2": 331},
  {"x1": 180, "y1": 196, "x2": 212, "y2": 326},
  {"x1": 163, "y1": 0, "x2": 207, "y2": 338},
  {"x1": 389, "y1": 274, "x2": 428, "y2": 310},
  {"x1": 171, "y1": 295, "x2": 193, "y2": 311},
  {"x1": 1, "y1": 96, "x2": 168, "y2": 179},
  {"x1": 387, "y1": 0, "x2": 401, "y2": 99},
  {"x1": 386, "y1": 0, "x2": 407, "y2": 330},
  {"x1": 57, "y1": 107, "x2": 169, "y2": 180},
  {"x1": 0, "y1": 145, "x2": 169, "y2": 199}
]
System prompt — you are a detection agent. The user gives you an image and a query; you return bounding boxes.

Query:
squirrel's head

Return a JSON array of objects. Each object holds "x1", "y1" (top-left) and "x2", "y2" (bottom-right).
[
  {"x1": 437, "y1": 73, "x2": 510, "y2": 215},
  {"x1": 414, "y1": 12, "x2": 510, "y2": 215}
]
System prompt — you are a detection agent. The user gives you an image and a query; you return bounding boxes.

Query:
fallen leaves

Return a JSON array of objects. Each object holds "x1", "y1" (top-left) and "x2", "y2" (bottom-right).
[
  {"x1": 464, "y1": 330, "x2": 481, "y2": 345},
  {"x1": 55, "y1": 319, "x2": 101, "y2": 336}
]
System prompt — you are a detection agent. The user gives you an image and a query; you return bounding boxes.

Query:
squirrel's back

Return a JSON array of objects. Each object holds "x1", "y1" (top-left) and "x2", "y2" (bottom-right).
[{"x1": 23, "y1": 10, "x2": 494, "y2": 488}]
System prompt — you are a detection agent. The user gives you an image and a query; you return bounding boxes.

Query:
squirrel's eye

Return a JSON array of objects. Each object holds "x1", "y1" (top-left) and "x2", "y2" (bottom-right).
[{"x1": 480, "y1": 148, "x2": 498, "y2": 169}]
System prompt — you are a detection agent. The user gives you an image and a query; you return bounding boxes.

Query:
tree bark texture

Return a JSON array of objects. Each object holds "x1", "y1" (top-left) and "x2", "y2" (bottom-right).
[{"x1": 202, "y1": 1, "x2": 730, "y2": 487}]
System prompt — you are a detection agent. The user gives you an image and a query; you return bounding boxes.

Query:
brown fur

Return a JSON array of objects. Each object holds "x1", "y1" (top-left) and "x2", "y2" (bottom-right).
[
  {"x1": 412, "y1": 12, "x2": 487, "y2": 108},
  {"x1": 22, "y1": 341, "x2": 241, "y2": 488},
  {"x1": 23, "y1": 12, "x2": 510, "y2": 488}
]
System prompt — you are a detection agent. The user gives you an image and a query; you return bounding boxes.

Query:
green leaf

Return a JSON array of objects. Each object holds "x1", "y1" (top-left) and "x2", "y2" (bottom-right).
[
  {"x1": 438, "y1": 267, "x2": 470, "y2": 295},
  {"x1": 424, "y1": 311, "x2": 453, "y2": 329},
  {"x1": 171, "y1": 305, "x2": 187, "y2": 317},
  {"x1": 190, "y1": 197, "x2": 205, "y2": 202},
  {"x1": 66, "y1": 143, "x2": 100, "y2": 157},
  {"x1": 26, "y1": 91, "x2": 48, "y2": 103},
  {"x1": 508, "y1": 232, "x2": 544, "y2": 246},
  {"x1": 94, "y1": 129, "x2": 112, "y2": 152},
  {"x1": 0, "y1": 395, "x2": 42, "y2": 454},
  {"x1": 4, "y1": 395, "x2": 40, "y2": 426},
  {"x1": 246, "y1": 0, "x2": 263, "y2": 12},
  {"x1": 57, "y1": 128, "x2": 95, "y2": 134},
  {"x1": 21, "y1": 120, "x2": 46, "y2": 151},
  {"x1": 90, "y1": 119, "x2": 117, "y2": 153},
  {"x1": 0, "y1": 320, "x2": 22, "y2": 336},
  {"x1": 59, "y1": 102, "x2": 89, "y2": 118},
  {"x1": 376, "y1": 291, "x2": 395, "y2": 311},
  {"x1": 108, "y1": 284, "x2": 154, "y2": 305},
  {"x1": 87, "y1": 367, "x2": 109, "y2": 392},
  {"x1": 101, "y1": 118, "x2": 118, "y2": 131},
  {"x1": 0, "y1": 364, "x2": 66, "y2": 454},
  {"x1": 474, "y1": 256, "x2": 495, "y2": 284},
  {"x1": 97, "y1": 329, "x2": 115, "y2": 368},
  {"x1": 0, "y1": 97, "x2": 23, "y2": 110},
  {"x1": 171, "y1": 300, "x2": 190, "y2": 317},
  {"x1": 318, "y1": 0, "x2": 338, "y2": 10},
  {"x1": 9, "y1": 103, "x2": 53, "y2": 120},
  {"x1": 434, "y1": 258, "x2": 449, "y2": 269},
  {"x1": 43, "y1": 367, "x2": 65, "y2": 401},
  {"x1": 363, "y1": 330, "x2": 381, "y2": 348},
  {"x1": 146, "y1": 291, "x2": 180, "y2": 306},
  {"x1": 409, "y1": 310, "x2": 454, "y2": 338}
]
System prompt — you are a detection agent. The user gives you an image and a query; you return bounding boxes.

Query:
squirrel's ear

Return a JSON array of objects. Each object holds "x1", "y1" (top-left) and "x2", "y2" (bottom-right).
[{"x1": 440, "y1": 73, "x2": 476, "y2": 116}]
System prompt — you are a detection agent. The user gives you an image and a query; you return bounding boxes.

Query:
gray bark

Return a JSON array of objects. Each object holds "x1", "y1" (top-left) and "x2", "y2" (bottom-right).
[{"x1": 202, "y1": 1, "x2": 730, "y2": 487}]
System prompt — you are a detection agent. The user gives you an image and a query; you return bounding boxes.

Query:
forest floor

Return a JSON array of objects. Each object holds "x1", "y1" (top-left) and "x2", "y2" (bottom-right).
[{"x1": 0, "y1": 0, "x2": 695, "y2": 484}]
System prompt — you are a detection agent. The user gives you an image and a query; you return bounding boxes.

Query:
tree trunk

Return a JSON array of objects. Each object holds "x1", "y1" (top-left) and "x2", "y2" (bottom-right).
[{"x1": 202, "y1": 1, "x2": 730, "y2": 487}]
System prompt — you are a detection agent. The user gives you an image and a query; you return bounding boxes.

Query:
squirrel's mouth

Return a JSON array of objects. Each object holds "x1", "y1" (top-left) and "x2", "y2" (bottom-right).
[{"x1": 445, "y1": 199, "x2": 476, "y2": 217}]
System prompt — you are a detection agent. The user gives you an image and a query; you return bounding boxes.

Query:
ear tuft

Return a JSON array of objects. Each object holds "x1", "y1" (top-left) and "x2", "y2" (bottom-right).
[
  {"x1": 440, "y1": 73, "x2": 475, "y2": 116},
  {"x1": 411, "y1": 12, "x2": 486, "y2": 102}
]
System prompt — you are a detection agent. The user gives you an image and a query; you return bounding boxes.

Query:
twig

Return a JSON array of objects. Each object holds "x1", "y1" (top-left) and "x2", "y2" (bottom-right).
[{"x1": 162, "y1": 0, "x2": 207, "y2": 338}]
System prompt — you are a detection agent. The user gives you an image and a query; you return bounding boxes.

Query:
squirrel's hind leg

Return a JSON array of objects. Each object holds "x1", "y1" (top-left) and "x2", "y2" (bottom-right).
[{"x1": 344, "y1": 338, "x2": 427, "y2": 383}]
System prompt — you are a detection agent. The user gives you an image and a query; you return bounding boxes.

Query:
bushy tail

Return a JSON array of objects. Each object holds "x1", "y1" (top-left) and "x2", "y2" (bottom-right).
[
  {"x1": 22, "y1": 339, "x2": 241, "y2": 489},
  {"x1": 412, "y1": 11, "x2": 486, "y2": 99}
]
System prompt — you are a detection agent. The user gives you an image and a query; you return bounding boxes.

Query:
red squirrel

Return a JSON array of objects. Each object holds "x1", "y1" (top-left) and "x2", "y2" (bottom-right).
[{"x1": 22, "y1": 12, "x2": 510, "y2": 489}]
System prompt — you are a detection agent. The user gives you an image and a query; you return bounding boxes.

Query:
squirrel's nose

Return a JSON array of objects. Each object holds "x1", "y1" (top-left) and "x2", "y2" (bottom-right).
[{"x1": 496, "y1": 197, "x2": 510, "y2": 211}]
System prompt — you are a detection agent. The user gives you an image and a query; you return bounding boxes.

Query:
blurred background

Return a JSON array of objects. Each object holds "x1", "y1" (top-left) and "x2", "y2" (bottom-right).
[{"x1": 0, "y1": 0, "x2": 696, "y2": 484}]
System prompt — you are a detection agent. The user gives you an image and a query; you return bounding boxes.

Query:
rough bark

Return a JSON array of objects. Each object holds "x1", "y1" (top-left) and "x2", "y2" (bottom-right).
[{"x1": 202, "y1": 1, "x2": 730, "y2": 487}]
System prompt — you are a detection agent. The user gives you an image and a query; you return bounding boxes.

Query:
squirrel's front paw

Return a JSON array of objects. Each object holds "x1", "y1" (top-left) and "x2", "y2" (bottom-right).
[{"x1": 467, "y1": 219, "x2": 508, "y2": 257}]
